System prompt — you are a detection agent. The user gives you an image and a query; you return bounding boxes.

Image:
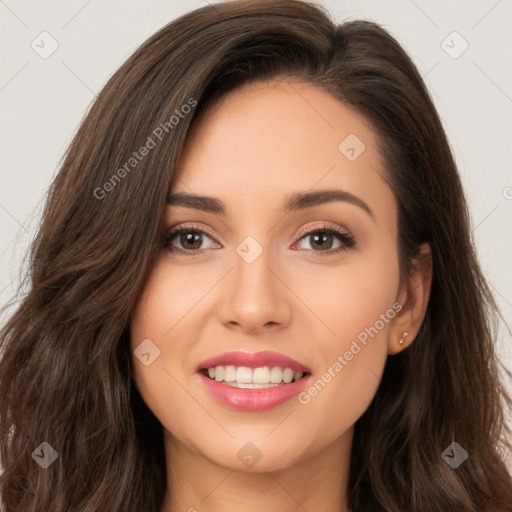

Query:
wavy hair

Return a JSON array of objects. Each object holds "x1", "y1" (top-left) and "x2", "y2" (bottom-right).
[{"x1": 1, "y1": 1, "x2": 511, "y2": 510}]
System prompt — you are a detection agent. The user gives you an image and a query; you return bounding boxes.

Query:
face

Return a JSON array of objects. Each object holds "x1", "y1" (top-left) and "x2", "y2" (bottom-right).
[{"x1": 130, "y1": 79, "x2": 402, "y2": 473}]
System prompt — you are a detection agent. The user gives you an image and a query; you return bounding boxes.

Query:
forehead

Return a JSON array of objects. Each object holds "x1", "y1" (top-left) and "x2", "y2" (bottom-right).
[{"x1": 172, "y1": 80, "x2": 390, "y2": 215}]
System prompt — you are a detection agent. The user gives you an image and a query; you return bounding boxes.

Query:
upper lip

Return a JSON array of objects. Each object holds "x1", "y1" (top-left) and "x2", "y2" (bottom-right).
[{"x1": 197, "y1": 350, "x2": 311, "y2": 373}]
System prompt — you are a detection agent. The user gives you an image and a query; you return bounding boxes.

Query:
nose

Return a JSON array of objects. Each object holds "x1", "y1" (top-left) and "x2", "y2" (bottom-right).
[{"x1": 216, "y1": 244, "x2": 292, "y2": 334}]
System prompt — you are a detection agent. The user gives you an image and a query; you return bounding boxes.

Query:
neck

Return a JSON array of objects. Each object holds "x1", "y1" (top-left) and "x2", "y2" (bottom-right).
[{"x1": 160, "y1": 427, "x2": 353, "y2": 512}]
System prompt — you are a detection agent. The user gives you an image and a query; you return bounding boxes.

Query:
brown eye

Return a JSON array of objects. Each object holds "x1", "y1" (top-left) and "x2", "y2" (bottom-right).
[
  {"x1": 175, "y1": 231, "x2": 204, "y2": 251},
  {"x1": 304, "y1": 231, "x2": 337, "y2": 251},
  {"x1": 163, "y1": 223, "x2": 356, "y2": 257},
  {"x1": 163, "y1": 225, "x2": 218, "y2": 255},
  {"x1": 293, "y1": 225, "x2": 356, "y2": 255}
]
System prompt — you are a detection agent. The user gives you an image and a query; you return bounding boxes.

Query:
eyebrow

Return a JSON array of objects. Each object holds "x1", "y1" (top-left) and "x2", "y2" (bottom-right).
[{"x1": 166, "y1": 189, "x2": 373, "y2": 218}]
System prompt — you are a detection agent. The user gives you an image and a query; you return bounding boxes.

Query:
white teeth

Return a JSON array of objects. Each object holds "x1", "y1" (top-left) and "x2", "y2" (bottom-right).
[
  {"x1": 226, "y1": 382, "x2": 281, "y2": 389},
  {"x1": 270, "y1": 366, "x2": 283, "y2": 383},
  {"x1": 224, "y1": 365, "x2": 236, "y2": 382},
  {"x1": 214, "y1": 366, "x2": 224, "y2": 382},
  {"x1": 253, "y1": 366, "x2": 271, "y2": 384},
  {"x1": 283, "y1": 368, "x2": 294, "y2": 383},
  {"x1": 205, "y1": 365, "x2": 306, "y2": 385},
  {"x1": 235, "y1": 366, "x2": 253, "y2": 384}
]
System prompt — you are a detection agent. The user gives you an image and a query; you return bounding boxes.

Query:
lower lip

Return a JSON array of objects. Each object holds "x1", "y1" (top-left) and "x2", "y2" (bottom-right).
[{"x1": 198, "y1": 372, "x2": 311, "y2": 411}]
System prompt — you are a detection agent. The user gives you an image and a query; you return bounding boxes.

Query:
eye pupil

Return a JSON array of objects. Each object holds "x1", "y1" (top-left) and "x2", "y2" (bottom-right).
[
  {"x1": 181, "y1": 232, "x2": 202, "y2": 250},
  {"x1": 311, "y1": 232, "x2": 333, "y2": 250}
]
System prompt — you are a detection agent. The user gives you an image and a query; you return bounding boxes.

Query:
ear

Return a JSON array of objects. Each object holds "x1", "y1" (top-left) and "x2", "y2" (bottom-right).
[{"x1": 388, "y1": 243, "x2": 432, "y2": 355}]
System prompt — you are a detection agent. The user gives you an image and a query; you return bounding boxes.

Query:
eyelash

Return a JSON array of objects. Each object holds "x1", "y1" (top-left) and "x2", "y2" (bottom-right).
[{"x1": 163, "y1": 222, "x2": 356, "y2": 258}]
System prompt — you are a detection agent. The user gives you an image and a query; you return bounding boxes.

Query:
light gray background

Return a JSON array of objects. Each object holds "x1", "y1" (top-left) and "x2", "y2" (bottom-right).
[{"x1": 1, "y1": 1, "x2": 511, "y2": 403}]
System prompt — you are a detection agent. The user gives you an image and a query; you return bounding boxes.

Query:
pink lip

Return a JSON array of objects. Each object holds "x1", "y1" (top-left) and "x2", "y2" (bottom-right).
[
  {"x1": 196, "y1": 350, "x2": 312, "y2": 411},
  {"x1": 198, "y1": 373, "x2": 312, "y2": 411},
  {"x1": 197, "y1": 350, "x2": 311, "y2": 373}
]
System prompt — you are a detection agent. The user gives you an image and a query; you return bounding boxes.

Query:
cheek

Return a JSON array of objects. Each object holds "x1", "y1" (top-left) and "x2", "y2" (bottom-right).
[
  {"x1": 292, "y1": 249, "x2": 399, "y2": 426},
  {"x1": 289, "y1": 244, "x2": 400, "y2": 349},
  {"x1": 129, "y1": 264, "x2": 196, "y2": 427},
  {"x1": 131, "y1": 262, "x2": 198, "y2": 342},
  {"x1": 130, "y1": 257, "x2": 214, "y2": 366}
]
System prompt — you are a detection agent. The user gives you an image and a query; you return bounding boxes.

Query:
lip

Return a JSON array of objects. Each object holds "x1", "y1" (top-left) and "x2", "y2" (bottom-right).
[
  {"x1": 198, "y1": 372, "x2": 312, "y2": 411},
  {"x1": 197, "y1": 350, "x2": 312, "y2": 373},
  {"x1": 196, "y1": 350, "x2": 312, "y2": 411}
]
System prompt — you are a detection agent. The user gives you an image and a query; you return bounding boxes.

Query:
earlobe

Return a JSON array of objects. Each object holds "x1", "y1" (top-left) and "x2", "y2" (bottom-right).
[
  {"x1": 398, "y1": 330, "x2": 409, "y2": 346},
  {"x1": 388, "y1": 243, "x2": 432, "y2": 355}
]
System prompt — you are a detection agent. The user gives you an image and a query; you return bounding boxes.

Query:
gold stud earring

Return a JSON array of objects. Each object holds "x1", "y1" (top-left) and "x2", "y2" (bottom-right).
[{"x1": 398, "y1": 331, "x2": 409, "y2": 345}]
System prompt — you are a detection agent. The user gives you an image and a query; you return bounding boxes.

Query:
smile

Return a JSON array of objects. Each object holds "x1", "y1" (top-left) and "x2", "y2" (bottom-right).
[
  {"x1": 196, "y1": 350, "x2": 312, "y2": 411},
  {"x1": 203, "y1": 365, "x2": 305, "y2": 387}
]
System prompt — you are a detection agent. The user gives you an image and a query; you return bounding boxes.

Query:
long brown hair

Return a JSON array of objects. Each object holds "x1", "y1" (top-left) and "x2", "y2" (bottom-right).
[{"x1": 1, "y1": 1, "x2": 511, "y2": 510}]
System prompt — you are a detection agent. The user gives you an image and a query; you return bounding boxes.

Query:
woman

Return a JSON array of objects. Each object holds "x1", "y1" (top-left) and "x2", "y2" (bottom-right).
[{"x1": 1, "y1": 0, "x2": 511, "y2": 510}]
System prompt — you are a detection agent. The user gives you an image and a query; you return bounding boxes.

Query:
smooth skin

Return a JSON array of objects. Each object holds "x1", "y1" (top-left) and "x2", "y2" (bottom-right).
[{"x1": 130, "y1": 79, "x2": 432, "y2": 512}]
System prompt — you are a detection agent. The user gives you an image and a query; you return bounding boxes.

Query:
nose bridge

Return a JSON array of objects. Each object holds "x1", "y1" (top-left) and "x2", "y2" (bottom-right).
[
  {"x1": 232, "y1": 233, "x2": 279, "y2": 304},
  {"x1": 217, "y1": 233, "x2": 290, "y2": 331}
]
